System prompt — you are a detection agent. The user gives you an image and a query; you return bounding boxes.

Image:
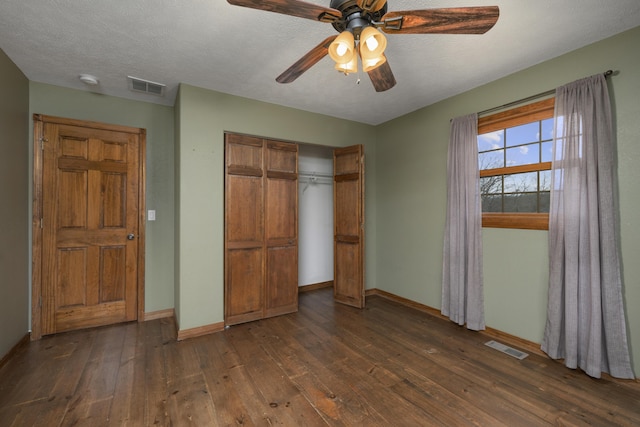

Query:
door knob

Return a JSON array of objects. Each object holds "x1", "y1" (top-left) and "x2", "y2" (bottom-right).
[{"x1": 127, "y1": 234, "x2": 135, "y2": 240}]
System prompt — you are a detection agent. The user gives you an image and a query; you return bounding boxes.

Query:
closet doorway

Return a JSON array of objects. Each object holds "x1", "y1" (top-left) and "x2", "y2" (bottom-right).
[
  {"x1": 298, "y1": 144, "x2": 334, "y2": 292},
  {"x1": 224, "y1": 133, "x2": 364, "y2": 326}
]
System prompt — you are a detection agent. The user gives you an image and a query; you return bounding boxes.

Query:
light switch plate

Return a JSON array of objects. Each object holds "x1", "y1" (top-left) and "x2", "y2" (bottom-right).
[{"x1": 148, "y1": 210, "x2": 156, "y2": 221}]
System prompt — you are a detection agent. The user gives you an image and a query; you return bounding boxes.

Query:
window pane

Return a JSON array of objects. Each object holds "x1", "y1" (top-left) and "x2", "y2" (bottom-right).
[
  {"x1": 504, "y1": 172, "x2": 537, "y2": 193},
  {"x1": 478, "y1": 130, "x2": 504, "y2": 152},
  {"x1": 506, "y1": 122, "x2": 539, "y2": 147},
  {"x1": 541, "y1": 141, "x2": 553, "y2": 162},
  {"x1": 555, "y1": 115, "x2": 565, "y2": 138},
  {"x1": 482, "y1": 194, "x2": 502, "y2": 212},
  {"x1": 539, "y1": 191, "x2": 550, "y2": 213},
  {"x1": 506, "y1": 143, "x2": 540, "y2": 167},
  {"x1": 539, "y1": 170, "x2": 551, "y2": 191},
  {"x1": 480, "y1": 176, "x2": 502, "y2": 195},
  {"x1": 504, "y1": 193, "x2": 538, "y2": 212},
  {"x1": 541, "y1": 118, "x2": 554, "y2": 141},
  {"x1": 479, "y1": 150, "x2": 504, "y2": 170},
  {"x1": 478, "y1": 98, "x2": 553, "y2": 227}
]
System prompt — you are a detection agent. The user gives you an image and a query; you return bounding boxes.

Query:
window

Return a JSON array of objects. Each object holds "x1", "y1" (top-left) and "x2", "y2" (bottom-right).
[{"x1": 477, "y1": 98, "x2": 554, "y2": 230}]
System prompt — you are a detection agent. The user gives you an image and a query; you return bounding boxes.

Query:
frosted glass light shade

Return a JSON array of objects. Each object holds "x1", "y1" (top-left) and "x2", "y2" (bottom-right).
[
  {"x1": 361, "y1": 52, "x2": 386, "y2": 72},
  {"x1": 328, "y1": 31, "x2": 355, "y2": 64},
  {"x1": 360, "y1": 26, "x2": 386, "y2": 57},
  {"x1": 335, "y1": 56, "x2": 357, "y2": 74}
]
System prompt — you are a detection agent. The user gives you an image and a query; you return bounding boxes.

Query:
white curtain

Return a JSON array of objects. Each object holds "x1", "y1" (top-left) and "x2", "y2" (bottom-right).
[
  {"x1": 442, "y1": 113, "x2": 485, "y2": 331},
  {"x1": 542, "y1": 74, "x2": 634, "y2": 379}
]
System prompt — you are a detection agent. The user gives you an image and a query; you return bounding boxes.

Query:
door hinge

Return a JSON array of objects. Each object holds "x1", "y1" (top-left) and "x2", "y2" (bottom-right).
[
  {"x1": 39, "y1": 295, "x2": 42, "y2": 308},
  {"x1": 40, "y1": 218, "x2": 44, "y2": 229},
  {"x1": 39, "y1": 137, "x2": 48, "y2": 150}
]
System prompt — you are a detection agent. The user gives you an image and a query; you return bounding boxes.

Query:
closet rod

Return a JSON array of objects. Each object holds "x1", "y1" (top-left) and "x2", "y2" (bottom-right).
[
  {"x1": 476, "y1": 69, "x2": 614, "y2": 117},
  {"x1": 299, "y1": 171, "x2": 333, "y2": 178}
]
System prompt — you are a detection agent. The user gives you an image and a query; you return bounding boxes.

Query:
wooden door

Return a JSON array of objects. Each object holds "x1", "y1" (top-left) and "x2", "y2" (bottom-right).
[
  {"x1": 224, "y1": 134, "x2": 299, "y2": 325},
  {"x1": 225, "y1": 134, "x2": 265, "y2": 325},
  {"x1": 333, "y1": 145, "x2": 365, "y2": 308},
  {"x1": 264, "y1": 141, "x2": 298, "y2": 318},
  {"x1": 33, "y1": 115, "x2": 145, "y2": 337}
]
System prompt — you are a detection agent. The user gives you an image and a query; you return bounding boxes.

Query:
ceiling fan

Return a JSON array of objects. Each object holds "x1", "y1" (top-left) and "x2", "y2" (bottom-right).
[{"x1": 227, "y1": 0, "x2": 499, "y2": 92}]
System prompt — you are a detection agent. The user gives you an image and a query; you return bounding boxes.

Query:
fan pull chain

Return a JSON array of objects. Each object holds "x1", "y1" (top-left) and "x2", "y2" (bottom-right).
[{"x1": 356, "y1": 42, "x2": 361, "y2": 85}]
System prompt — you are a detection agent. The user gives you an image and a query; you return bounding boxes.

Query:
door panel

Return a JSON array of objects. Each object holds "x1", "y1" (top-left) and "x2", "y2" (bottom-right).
[
  {"x1": 38, "y1": 117, "x2": 143, "y2": 335},
  {"x1": 226, "y1": 175, "x2": 264, "y2": 243},
  {"x1": 264, "y1": 141, "x2": 298, "y2": 318},
  {"x1": 334, "y1": 145, "x2": 365, "y2": 308},
  {"x1": 265, "y1": 178, "x2": 297, "y2": 240},
  {"x1": 56, "y1": 248, "x2": 87, "y2": 307},
  {"x1": 265, "y1": 246, "x2": 298, "y2": 317},
  {"x1": 335, "y1": 241, "x2": 361, "y2": 302},
  {"x1": 335, "y1": 179, "x2": 360, "y2": 235},
  {"x1": 100, "y1": 246, "x2": 126, "y2": 302},
  {"x1": 226, "y1": 248, "x2": 264, "y2": 324}
]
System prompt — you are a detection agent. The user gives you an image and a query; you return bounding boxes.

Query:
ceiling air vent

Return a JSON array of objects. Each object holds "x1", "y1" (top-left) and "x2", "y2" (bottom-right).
[{"x1": 127, "y1": 76, "x2": 166, "y2": 96}]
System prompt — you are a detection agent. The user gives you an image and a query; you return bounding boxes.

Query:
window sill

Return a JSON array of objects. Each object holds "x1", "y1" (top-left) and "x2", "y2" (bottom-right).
[{"x1": 482, "y1": 213, "x2": 549, "y2": 230}]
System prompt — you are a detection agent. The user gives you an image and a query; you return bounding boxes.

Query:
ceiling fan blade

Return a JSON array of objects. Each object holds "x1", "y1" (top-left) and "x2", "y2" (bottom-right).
[
  {"x1": 276, "y1": 35, "x2": 337, "y2": 84},
  {"x1": 227, "y1": 0, "x2": 341, "y2": 23},
  {"x1": 381, "y1": 6, "x2": 499, "y2": 34},
  {"x1": 357, "y1": 0, "x2": 387, "y2": 13},
  {"x1": 367, "y1": 57, "x2": 396, "y2": 92}
]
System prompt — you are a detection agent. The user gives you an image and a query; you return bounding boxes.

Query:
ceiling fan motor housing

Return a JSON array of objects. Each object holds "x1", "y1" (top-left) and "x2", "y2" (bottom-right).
[{"x1": 329, "y1": 0, "x2": 387, "y2": 37}]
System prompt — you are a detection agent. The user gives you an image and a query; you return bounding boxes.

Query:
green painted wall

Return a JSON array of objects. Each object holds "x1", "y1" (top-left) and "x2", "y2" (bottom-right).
[
  {"x1": 376, "y1": 26, "x2": 640, "y2": 374},
  {"x1": 0, "y1": 49, "x2": 29, "y2": 358},
  {"x1": 3, "y1": 26, "x2": 638, "y2": 377},
  {"x1": 28, "y1": 83, "x2": 176, "y2": 315},
  {"x1": 174, "y1": 85, "x2": 378, "y2": 330}
]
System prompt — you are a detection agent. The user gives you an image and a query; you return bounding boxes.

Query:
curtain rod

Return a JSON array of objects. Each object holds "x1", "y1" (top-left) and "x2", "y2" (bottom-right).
[{"x1": 476, "y1": 69, "x2": 614, "y2": 117}]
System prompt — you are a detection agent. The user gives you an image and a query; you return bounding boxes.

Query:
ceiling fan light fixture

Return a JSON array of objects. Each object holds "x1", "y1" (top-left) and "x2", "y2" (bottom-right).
[
  {"x1": 361, "y1": 52, "x2": 386, "y2": 72},
  {"x1": 226, "y1": 0, "x2": 500, "y2": 92},
  {"x1": 335, "y1": 55, "x2": 357, "y2": 75},
  {"x1": 328, "y1": 30, "x2": 355, "y2": 64},
  {"x1": 360, "y1": 26, "x2": 386, "y2": 56}
]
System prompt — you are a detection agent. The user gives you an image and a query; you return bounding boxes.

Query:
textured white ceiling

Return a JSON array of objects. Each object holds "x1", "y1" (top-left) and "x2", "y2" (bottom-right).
[{"x1": 1, "y1": 0, "x2": 639, "y2": 125}]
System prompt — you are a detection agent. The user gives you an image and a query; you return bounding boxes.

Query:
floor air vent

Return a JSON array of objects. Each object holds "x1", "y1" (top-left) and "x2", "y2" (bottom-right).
[
  {"x1": 485, "y1": 340, "x2": 529, "y2": 360},
  {"x1": 127, "y1": 76, "x2": 166, "y2": 96}
]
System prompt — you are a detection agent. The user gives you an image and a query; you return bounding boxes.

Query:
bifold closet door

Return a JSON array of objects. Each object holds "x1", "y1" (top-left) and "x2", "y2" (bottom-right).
[
  {"x1": 224, "y1": 133, "x2": 298, "y2": 326},
  {"x1": 333, "y1": 145, "x2": 365, "y2": 308},
  {"x1": 264, "y1": 141, "x2": 298, "y2": 318},
  {"x1": 225, "y1": 134, "x2": 265, "y2": 325}
]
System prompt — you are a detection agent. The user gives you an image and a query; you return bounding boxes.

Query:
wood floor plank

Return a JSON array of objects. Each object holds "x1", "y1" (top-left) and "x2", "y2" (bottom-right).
[
  {"x1": 0, "y1": 328, "x2": 97, "y2": 426},
  {"x1": 294, "y1": 300, "x2": 511, "y2": 426},
  {"x1": 275, "y1": 314, "x2": 447, "y2": 425},
  {"x1": 194, "y1": 334, "x2": 258, "y2": 426},
  {"x1": 1, "y1": 288, "x2": 639, "y2": 427},
  {"x1": 143, "y1": 317, "x2": 171, "y2": 426},
  {"x1": 60, "y1": 325, "x2": 127, "y2": 425},
  {"x1": 347, "y1": 300, "x2": 556, "y2": 424},
  {"x1": 107, "y1": 322, "x2": 146, "y2": 426},
  {"x1": 364, "y1": 295, "x2": 640, "y2": 425},
  {"x1": 164, "y1": 336, "x2": 217, "y2": 425},
  {"x1": 351, "y1": 298, "x2": 596, "y2": 424},
  {"x1": 250, "y1": 315, "x2": 389, "y2": 425},
  {"x1": 225, "y1": 323, "x2": 329, "y2": 426}
]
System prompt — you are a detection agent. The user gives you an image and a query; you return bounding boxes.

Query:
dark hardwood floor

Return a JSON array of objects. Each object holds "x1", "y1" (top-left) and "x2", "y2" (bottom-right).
[{"x1": 1, "y1": 288, "x2": 639, "y2": 426}]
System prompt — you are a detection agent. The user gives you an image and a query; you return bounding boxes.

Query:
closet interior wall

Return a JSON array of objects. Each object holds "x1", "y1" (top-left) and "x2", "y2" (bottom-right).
[{"x1": 298, "y1": 144, "x2": 334, "y2": 288}]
